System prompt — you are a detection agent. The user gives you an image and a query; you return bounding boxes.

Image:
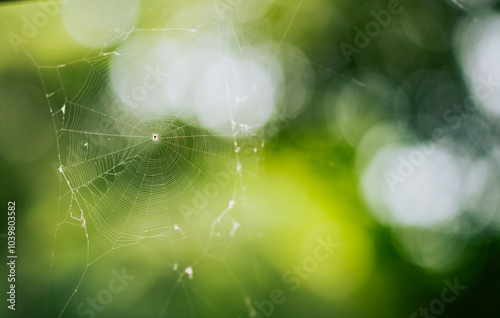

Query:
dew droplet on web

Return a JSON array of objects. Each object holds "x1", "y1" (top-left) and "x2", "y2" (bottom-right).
[
  {"x1": 230, "y1": 220, "x2": 240, "y2": 236},
  {"x1": 185, "y1": 266, "x2": 193, "y2": 279}
]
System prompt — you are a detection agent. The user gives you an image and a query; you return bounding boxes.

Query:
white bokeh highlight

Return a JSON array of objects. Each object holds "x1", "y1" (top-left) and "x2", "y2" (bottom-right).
[
  {"x1": 361, "y1": 144, "x2": 463, "y2": 228},
  {"x1": 193, "y1": 54, "x2": 278, "y2": 135},
  {"x1": 109, "y1": 30, "x2": 282, "y2": 135},
  {"x1": 455, "y1": 12, "x2": 500, "y2": 117}
]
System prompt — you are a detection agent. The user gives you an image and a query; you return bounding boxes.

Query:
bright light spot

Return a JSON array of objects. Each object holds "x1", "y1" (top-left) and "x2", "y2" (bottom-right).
[
  {"x1": 110, "y1": 30, "x2": 283, "y2": 132},
  {"x1": 459, "y1": 156, "x2": 500, "y2": 233},
  {"x1": 61, "y1": 0, "x2": 140, "y2": 48},
  {"x1": 192, "y1": 54, "x2": 280, "y2": 135},
  {"x1": 361, "y1": 144, "x2": 463, "y2": 227},
  {"x1": 455, "y1": 12, "x2": 500, "y2": 116},
  {"x1": 109, "y1": 35, "x2": 191, "y2": 120},
  {"x1": 230, "y1": 220, "x2": 240, "y2": 236},
  {"x1": 184, "y1": 266, "x2": 193, "y2": 279}
]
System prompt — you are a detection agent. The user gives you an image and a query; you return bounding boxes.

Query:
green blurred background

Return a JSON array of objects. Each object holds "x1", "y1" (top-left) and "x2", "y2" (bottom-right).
[{"x1": 1, "y1": 0, "x2": 500, "y2": 317}]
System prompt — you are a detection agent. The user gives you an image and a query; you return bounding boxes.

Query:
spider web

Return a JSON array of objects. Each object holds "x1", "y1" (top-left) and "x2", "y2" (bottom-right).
[{"x1": 26, "y1": 1, "x2": 306, "y2": 317}]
